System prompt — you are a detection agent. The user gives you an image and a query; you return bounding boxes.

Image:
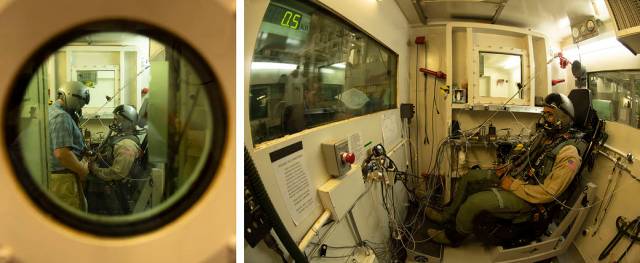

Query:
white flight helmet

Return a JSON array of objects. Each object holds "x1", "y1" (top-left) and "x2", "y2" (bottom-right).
[
  {"x1": 111, "y1": 104, "x2": 139, "y2": 133},
  {"x1": 543, "y1": 92, "x2": 574, "y2": 133},
  {"x1": 58, "y1": 81, "x2": 90, "y2": 111}
]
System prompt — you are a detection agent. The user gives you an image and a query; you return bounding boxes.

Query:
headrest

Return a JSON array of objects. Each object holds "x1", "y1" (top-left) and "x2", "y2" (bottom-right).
[{"x1": 568, "y1": 89, "x2": 592, "y2": 129}]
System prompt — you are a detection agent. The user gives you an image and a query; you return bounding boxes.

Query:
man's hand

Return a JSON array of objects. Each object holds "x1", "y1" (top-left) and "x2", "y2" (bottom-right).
[
  {"x1": 79, "y1": 159, "x2": 89, "y2": 177},
  {"x1": 500, "y1": 176, "x2": 514, "y2": 190},
  {"x1": 53, "y1": 147, "x2": 89, "y2": 180}
]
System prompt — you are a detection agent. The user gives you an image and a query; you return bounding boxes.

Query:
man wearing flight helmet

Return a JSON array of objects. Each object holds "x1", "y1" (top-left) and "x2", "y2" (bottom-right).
[
  {"x1": 424, "y1": 92, "x2": 585, "y2": 245},
  {"x1": 88, "y1": 104, "x2": 143, "y2": 214},
  {"x1": 48, "y1": 81, "x2": 90, "y2": 210}
]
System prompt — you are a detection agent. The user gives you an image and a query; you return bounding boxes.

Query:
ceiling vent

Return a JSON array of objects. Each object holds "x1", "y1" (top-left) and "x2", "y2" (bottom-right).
[{"x1": 605, "y1": 0, "x2": 640, "y2": 55}]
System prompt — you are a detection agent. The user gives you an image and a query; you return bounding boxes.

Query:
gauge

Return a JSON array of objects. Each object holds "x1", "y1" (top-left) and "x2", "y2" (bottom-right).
[{"x1": 586, "y1": 20, "x2": 596, "y2": 32}]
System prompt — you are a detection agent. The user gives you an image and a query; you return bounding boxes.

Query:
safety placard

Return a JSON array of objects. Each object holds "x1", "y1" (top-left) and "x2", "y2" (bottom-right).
[{"x1": 269, "y1": 141, "x2": 316, "y2": 225}]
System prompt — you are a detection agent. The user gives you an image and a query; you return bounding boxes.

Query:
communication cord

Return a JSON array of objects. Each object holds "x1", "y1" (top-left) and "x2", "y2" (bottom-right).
[{"x1": 245, "y1": 147, "x2": 308, "y2": 263}]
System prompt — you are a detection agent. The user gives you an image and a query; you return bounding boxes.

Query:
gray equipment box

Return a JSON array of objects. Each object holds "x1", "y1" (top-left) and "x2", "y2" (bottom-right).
[{"x1": 321, "y1": 138, "x2": 351, "y2": 177}]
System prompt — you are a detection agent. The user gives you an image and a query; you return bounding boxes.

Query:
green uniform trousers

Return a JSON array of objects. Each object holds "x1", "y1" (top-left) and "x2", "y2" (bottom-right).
[{"x1": 442, "y1": 169, "x2": 533, "y2": 234}]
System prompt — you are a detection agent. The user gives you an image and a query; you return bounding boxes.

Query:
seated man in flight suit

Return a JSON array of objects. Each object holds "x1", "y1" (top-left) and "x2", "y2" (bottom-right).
[
  {"x1": 87, "y1": 104, "x2": 143, "y2": 215},
  {"x1": 425, "y1": 92, "x2": 585, "y2": 245}
]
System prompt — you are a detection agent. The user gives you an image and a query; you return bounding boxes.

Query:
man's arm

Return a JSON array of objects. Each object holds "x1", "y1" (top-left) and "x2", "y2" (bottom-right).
[
  {"x1": 91, "y1": 139, "x2": 140, "y2": 181},
  {"x1": 506, "y1": 145, "x2": 581, "y2": 204},
  {"x1": 54, "y1": 147, "x2": 89, "y2": 178}
]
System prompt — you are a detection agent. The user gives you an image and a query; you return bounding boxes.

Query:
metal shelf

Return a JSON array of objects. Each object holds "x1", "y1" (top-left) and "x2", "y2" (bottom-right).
[{"x1": 452, "y1": 104, "x2": 543, "y2": 114}]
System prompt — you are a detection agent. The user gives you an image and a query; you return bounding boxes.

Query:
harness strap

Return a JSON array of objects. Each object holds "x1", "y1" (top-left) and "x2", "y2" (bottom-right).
[{"x1": 491, "y1": 188, "x2": 505, "y2": 209}]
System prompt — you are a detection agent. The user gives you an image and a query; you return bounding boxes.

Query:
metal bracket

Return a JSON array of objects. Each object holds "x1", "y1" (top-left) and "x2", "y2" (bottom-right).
[{"x1": 412, "y1": 0, "x2": 428, "y2": 25}]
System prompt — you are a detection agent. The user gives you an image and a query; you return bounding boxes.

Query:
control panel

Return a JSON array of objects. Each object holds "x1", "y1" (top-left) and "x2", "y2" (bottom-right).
[{"x1": 321, "y1": 138, "x2": 355, "y2": 177}]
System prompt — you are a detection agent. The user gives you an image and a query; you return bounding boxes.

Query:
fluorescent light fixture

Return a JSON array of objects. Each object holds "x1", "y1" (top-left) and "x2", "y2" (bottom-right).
[
  {"x1": 592, "y1": 0, "x2": 610, "y2": 20},
  {"x1": 501, "y1": 56, "x2": 520, "y2": 69},
  {"x1": 562, "y1": 36, "x2": 624, "y2": 60},
  {"x1": 251, "y1": 62, "x2": 298, "y2": 70},
  {"x1": 286, "y1": 38, "x2": 301, "y2": 46},
  {"x1": 330, "y1": 62, "x2": 346, "y2": 69},
  {"x1": 320, "y1": 68, "x2": 335, "y2": 74}
]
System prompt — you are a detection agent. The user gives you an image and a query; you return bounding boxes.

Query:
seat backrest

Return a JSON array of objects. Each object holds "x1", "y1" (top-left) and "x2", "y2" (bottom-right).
[{"x1": 568, "y1": 88, "x2": 592, "y2": 129}]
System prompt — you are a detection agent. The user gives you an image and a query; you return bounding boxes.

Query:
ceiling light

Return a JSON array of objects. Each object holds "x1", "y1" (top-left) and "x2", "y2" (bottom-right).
[
  {"x1": 562, "y1": 36, "x2": 624, "y2": 60},
  {"x1": 592, "y1": 0, "x2": 610, "y2": 20},
  {"x1": 251, "y1": 62, "x2": 298, "y2": 70},
  {"x1": 558, "y1": 17, "x2": 571, "y2": 28},
  {"x1": 501, "y1": 56, "x2": 520, "y2": 69}
]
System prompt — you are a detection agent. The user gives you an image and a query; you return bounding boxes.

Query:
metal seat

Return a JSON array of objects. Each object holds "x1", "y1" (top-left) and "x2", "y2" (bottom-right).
[{"x1": 487, "y1": 89, "x2": 607, "y2": 262}]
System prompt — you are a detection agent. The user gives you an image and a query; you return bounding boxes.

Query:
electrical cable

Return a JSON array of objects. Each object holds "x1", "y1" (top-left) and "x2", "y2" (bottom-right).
[
  {"x1": 245, "y1": 147, "x2": 308, "y2": 263},
  {"x1": 423, "y1": 72, "x2": 430, "y2": 145},
  {"x1": 591, "y1": 161, "x2": 621, "y2": 236},
  {"x1": 509, "y1": 110, "x2": 531, "y2": 133},
  {"x1": 416, "y1": 43, "x2": 421, "y2": 175},
  {"x1": 616, "y1": 219, "x2": 640, "y2": 262},
  {"x1": 433, "y1": 77, "x2": 440, "y2": 115},
  {"x1": 79, "y1": 64, "x2": 151, "y2": 128},
  {"x1": 523, "y1": 133, "x2": 634, "y2": 212},
  {"x1": 576, "y1": 41, "x2": 583, "y2": 65},
  {"x1": 461, "y1": 53, "x2": 561, "y2": 137}
]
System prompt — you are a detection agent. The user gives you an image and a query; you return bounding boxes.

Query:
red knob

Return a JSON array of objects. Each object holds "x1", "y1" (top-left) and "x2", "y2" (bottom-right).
[{"x1": 341, "y1": 152, "x2": 355, "y2": 164}]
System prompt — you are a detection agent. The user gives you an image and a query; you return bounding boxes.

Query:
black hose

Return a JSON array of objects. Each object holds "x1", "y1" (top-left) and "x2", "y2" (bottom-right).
[{"x1": 245, "y1": 147, "x2": 308, "y2": 263}]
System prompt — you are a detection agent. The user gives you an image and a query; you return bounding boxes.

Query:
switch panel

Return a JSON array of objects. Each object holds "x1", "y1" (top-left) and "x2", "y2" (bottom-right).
[{"x1": 321, "y1": 138, "x2": 354, "y2": 177}]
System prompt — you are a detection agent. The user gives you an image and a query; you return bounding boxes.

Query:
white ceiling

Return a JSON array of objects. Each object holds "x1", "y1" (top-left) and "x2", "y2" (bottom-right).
[{"x1": 396, "y1": 0, "x2": 611, "y2": 44}]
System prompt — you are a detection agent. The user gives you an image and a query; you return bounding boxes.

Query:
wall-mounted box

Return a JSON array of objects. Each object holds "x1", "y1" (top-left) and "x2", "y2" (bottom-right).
[
  {"x1": 318, "y1": 167, "x2": 366, "y2": 221},
  {"x1": 321, "y1": 138, "x2": 355, "y2": 177}
]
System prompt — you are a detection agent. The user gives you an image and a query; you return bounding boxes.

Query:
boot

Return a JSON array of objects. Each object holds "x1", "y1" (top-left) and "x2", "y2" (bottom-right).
[
  {"x1": 424, "y1": 207, "x2": 448, "y2": 224},
  {"x1": 427, "y1": 229, "x2": 453, "y2": 245}
]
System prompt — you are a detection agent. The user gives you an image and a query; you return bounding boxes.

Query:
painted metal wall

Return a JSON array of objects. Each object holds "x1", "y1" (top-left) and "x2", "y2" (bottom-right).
[
  {"x1": 244, "y1": 0, "x2": 410, "y2": 261},
  {"x1": 561, "y1": 25, "x2": 640, "y2": 262}
]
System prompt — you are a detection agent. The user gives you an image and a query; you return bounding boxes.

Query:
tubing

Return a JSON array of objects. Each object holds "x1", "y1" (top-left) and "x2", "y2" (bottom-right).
[
  {"x1": 298, "y1": 209, "x2": 331, "y2": 251},
  {"x1": 245, "y1": 147, "x2": 308, "y2": 263}
]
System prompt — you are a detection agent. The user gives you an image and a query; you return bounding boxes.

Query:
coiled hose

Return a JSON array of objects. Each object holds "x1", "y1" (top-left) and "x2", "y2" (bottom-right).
[{"x1": 245, "y1": 147, "x2": 308, "y2": 262}]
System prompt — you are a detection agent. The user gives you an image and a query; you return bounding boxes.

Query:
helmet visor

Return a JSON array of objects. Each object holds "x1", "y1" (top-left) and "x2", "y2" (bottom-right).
[{"x1": 72, "y1": 90, "x2": 90, "y2": 105}]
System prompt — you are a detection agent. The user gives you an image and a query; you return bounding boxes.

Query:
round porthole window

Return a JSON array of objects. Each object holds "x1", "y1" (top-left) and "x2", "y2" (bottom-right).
[{"x1": 4, "y1": 21, "x2": 227, "y2": 236}]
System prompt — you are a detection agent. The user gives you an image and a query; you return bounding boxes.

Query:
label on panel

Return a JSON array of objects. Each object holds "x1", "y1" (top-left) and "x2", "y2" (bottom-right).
[{"x1": 269, "y1": 141, "x2": 316, "y2": 225}]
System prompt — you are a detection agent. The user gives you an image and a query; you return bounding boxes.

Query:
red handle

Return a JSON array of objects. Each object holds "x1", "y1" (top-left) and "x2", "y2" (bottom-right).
[
  {"x1": 341, "y1": 152, "x2": 355, "y2": 164},
  {"x1": 419, "y1": 68, "x2": 447, "y2": 80}
]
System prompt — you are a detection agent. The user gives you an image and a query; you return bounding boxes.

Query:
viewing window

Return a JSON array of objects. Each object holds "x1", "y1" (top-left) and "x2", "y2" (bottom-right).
[
  {"x1": 588, "y1": 70, "x2": 640, "y2": 128},
  {"x1": 478, "y1": 52, "x2": 523, "y2": 100},
  {"x1": 6, "y1": 23, "x2": 226, "y2": 236},
  {"x1": 249, "y1": 0, "x2": 398, "y2": 145}
]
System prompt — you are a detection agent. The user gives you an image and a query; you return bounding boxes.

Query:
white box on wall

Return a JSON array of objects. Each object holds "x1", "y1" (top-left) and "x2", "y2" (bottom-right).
[{"x1": 317, "y1": 166, "x2": 366, "y2": 221}]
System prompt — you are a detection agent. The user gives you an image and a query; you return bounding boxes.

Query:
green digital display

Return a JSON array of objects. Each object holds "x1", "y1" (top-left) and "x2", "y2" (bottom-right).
[
  {"x1": 264, "y1": 3, "x2": 308, "y2": 31},
  {"x1": 280, "y1": 10, "x2": 302, "y2": 30}
]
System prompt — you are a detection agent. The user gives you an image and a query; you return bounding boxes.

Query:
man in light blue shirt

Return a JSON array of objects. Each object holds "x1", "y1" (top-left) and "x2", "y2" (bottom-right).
[{"x1": 47, "y1": 81, "x2": 90, "y2": 210}]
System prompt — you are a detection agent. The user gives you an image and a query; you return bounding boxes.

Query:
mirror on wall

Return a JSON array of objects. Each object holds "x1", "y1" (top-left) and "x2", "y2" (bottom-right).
[
  {"x1": 478, "y1": 52, "x2": 522, "y2": 99},
  {"x1": 588, "y1": 70, "x2": 640, "y2": 128}
]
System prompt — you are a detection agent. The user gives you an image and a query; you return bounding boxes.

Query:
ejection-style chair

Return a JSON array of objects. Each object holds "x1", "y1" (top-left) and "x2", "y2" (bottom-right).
[{"x1": 477, "y1": 88, "x2": 607, "y2": 263}]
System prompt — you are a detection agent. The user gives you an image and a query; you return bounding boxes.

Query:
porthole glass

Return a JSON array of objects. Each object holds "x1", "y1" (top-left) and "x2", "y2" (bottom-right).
[{"x1": 5, "y1": 22, "x2": 226, "y2": 236}]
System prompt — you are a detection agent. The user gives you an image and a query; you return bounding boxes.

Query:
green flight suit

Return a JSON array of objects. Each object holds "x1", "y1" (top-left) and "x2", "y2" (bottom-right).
[{"x1": 442, "y1": 137, "x2": 583, "y2": 235}]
